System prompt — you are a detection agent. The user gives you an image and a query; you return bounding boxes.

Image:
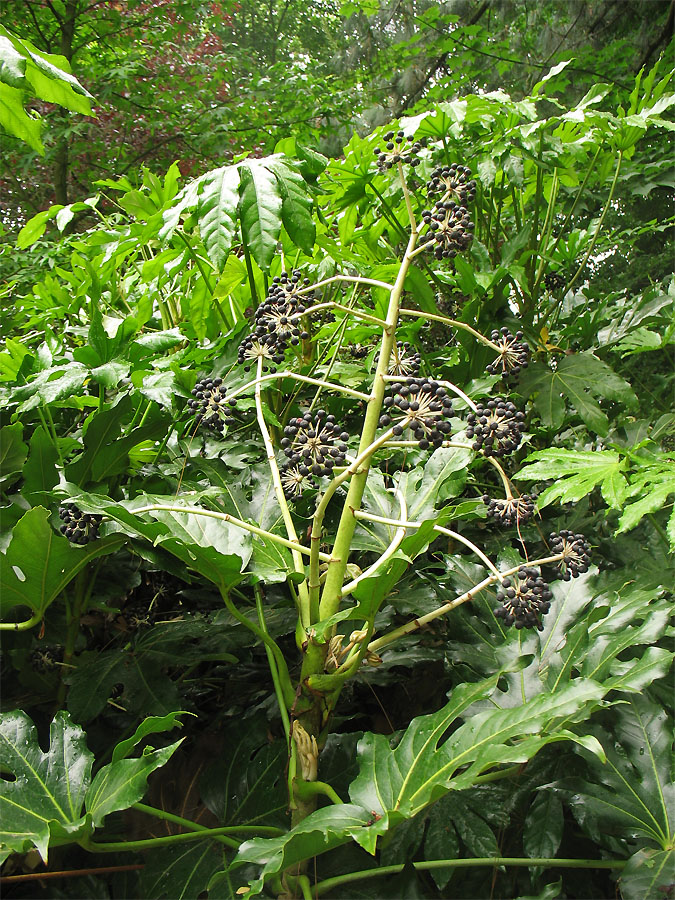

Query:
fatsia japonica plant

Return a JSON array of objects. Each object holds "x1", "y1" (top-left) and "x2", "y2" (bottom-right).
[{"x1": 1, "y1": 62, "x2": 673, "y2": 900}]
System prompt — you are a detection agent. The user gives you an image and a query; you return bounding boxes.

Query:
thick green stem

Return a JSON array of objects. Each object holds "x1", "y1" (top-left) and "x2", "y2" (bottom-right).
[
  {"x1": 313, "y1": 857, "x2": 626, "y2": 896},
  {"x1": 0, "y1": 612, "x2": 43, "y2": 632},
  {"x1": 133, "y1": 802, "x2": 283, "y2": 839}
]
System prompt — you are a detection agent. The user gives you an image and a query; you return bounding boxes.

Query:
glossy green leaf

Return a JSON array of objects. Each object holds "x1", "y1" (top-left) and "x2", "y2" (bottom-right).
[
  {"x1": 21, "y1": 426, "x2": 59, "y2": 496},
  {"x1": 0, "y1": 507, "x2": 123, "y2": 620},
  {"x1": 557, "y1": 697, "x2": 673, "y2": 851},
  {"x1": 619, "y1": 847, "x2": 675, "y2": 900},
  {"x1": 238, "y1": 161, "x2": 283, "y2": 270},
  {"x1": 0, "y1": 80, "x2": 43, "y2": 152},
  {"x1": 0, "y1": 422, "x2": 27, "y2": 488},
  {"x1": 0, "y1": 710, "x2": 93, "y2": 863},
  {"x1": 197, "y1": 165, "x2": 240, "y2": 270},
  {"x1": 349, "y1": 677, "x2": 605, "y2": 820},
  {"x1": 86, "y1": 739, "x2": 183, "y2": 827},
  {"x1": 112, "y1": 712, "x2": 189, "y2": 763},
  {"x1": 524, "y1": 790, "x2": 564, "y2": 859},
  {"x1": 267, "y1": 157, "x2": 315, "y2": 253}
]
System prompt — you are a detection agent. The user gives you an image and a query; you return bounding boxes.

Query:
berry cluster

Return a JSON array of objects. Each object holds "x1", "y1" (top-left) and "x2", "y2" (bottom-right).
[
  {"x1": 189, "y1": 377, "x2": 237, "y2": 434},
  {"x1": 238, "y1": 273, "x2": 310, "y2": 370},
  {"x1": 544, "y1": 272, "x2": 566, "y2": 293},
  {"x1": 421, "y1": 201, "x2": 474, "y2": 259},
  {"x1": 466, "y1": 399, "x2": 525, "y2": 457},
  {"x1": 483, "y1": 493, "x2": 535, "y2": 528},
  {"x1": 485, "y1": 328, "x2": 530, "y2": 380},
  {"x1": 374, "y1": 130, "x2": 424, "y2": 171},
  {"x1": 59, "y1": 504, "x2": 102, "y2": 544},
  {"x1": 30, "y1": 644, "x2": 64, "y2": 674},
  {"x1": 380, "y1": 378, "x2": 454, "y2": 449},
  {"x1": 549, "y1": 531, "x2": 591, "y2": 581},
  {"x1": 427, "y1": 164, "x2": 476, "y2": 206},
  {"x1": 281, "y1": 411, "x2": 350, "y2": 478},
  {"x1": 348, "y1": 343, "x2": 372, "y2": 360},
  {"x1": 495, "y1": 567, "x2": 553, "y2": 630},
  {"x1": 387, "y1": 341, "x2": 422, "y2": 378}
]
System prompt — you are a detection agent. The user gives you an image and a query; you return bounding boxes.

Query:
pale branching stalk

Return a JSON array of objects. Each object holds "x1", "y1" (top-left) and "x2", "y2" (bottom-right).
[
  {"x1": 341, "y1": 489, "x2": 408, "y2": 597},
  {"x1": 367, "y1": 553, "x2": 567, "y2": 654}
]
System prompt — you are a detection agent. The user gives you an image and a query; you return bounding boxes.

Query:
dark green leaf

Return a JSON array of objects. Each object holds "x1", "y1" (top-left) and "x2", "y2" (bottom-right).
[
  {"x1": 0, "y1": 507, "x2": 123, "y2": 620},
  {"x1": 0, "y1": 422, "x2": 27, "y2": 488},
  {"x1": 22, "y1": 426, "x2": 59, "y2": 496},
  {"x1": 524, "y1": 790, "x2": 564, "y2": 859},
  {"x1": 619, "y1": 847, "x2": 675, "y2": 900},
  {"x1": 0, "y1": 710, "x2": 93, "y2": 863}
]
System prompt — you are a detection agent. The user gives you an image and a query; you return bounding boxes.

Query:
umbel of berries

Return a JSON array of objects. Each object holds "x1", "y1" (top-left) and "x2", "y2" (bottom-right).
[
  {"x1": 544, "y1": 271, "x2": 566, "y2": 293},
  {"x1": 483, "y1": 493, "x2": 535, "y2": 528},
  {"x1": 388, "y1": 341, "x2": 421, "y2": 378},
  {"x1": 466, "y1": 399, "x2": 525, "y2": 457},
  {"x1": 380, "y1": 378, "x2": 454, "y2": 449},
  {"x1": 373, "y1": 130, "x2": 424, "y2": 171},
  {"x1": 427, "y1": 164, "x2": 477, "y2": 206},
  {"x1": 486, "y1": 328, "x2": 530, "y2": 380},
  {"x1": 59, "y1": 504, "x2": 102, "y2": 545},
  {"x1": 421, "y1": 201, "x2": 474, "y2": 259},
  {"x1": 495, "y1": 566, "x2": 553, "y2": 630},
  {"x1": 188, "y1": 377, "x2": 236, "y2": 434},
  {"x1": 281, "y1": 410, "x2": 349, "y2": 477},
  {"x1": 549, "y1": 531, "x2": 591, "y2": 581}
]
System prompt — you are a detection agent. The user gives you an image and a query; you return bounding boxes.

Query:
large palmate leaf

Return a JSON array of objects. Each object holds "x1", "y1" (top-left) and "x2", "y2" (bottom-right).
[
  {"x1": 140, "y1": 840, "x2": 225, "y2": 900},
  {"x1": 0, "y1": 507, "x2": 124, "y2": 621},
  {"x1": 348, "y1": 678, "x2": 605, "y2": 821},
  {"x1": 620, "y1": 848, "x2": 675, "y2": 900},
  {"x1": 557, "y1": 698, "x2": 674, "y2": 854},
  {"x1": 0, "y1": 710, "x2": 183, "y2": 864},
  {"x1": 520, "y1": 352, "x2": 637, "y2": 436},
  {"x1": 515, "y1": 449, "x2": 627, "y2": 509},
  {"x1": 233, "y1": 677, "x2": 606, "y2": 896},
  {"x1": 0, "y1": 710, "x2": 93, "y2": 863}
]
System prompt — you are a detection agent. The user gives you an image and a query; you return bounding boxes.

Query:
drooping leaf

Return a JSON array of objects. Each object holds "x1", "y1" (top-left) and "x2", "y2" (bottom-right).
[
  {"x1": 267, "y1": 157, "x2": 315, "y2": 253},
  {"x1": 238, "y1": 161, "x2": 283, "y2": 270},
  {"x1": 0, "y1": 710, "x2": 93, "y2": 863},
  {"x1": 0, "y1": 507, "x2": 124, "y2": 621},
  {"x1": 515, "y1": 449, "x2": 627, "y2": 508},
  {"x1": 524, "y1": 790, "x2": 564, "y2": 860},
  {"x1": 197, "y1": 166, "x2": 240, "y2": 271}
]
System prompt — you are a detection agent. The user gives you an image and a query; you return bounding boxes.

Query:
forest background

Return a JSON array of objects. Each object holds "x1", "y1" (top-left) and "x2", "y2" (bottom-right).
[{"x1": 0, "y1": 2, "x2": 673, "y2": 899}]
